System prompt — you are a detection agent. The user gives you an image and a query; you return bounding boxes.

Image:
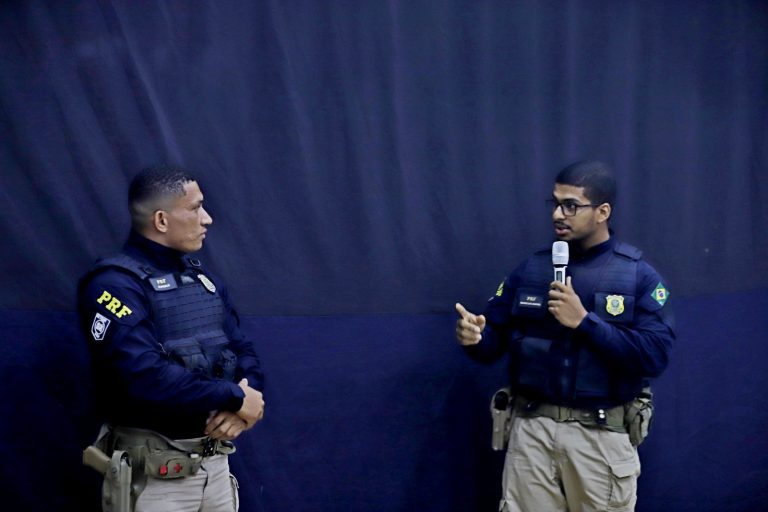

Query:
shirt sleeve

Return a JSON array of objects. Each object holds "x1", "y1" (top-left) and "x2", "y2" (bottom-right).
[
  {"x1": 575, "y1": 260, "x2": 675, "y2": 377},
  {"x1": 79, "y1": 270, "x2": 246, "y2": 414}
]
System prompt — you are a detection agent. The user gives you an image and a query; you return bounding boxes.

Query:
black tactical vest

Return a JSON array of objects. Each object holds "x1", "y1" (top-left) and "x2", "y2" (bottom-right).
[
  {"x1": 509, "y1": 243, "x2": 642, "y2": 406},
  {"x1": 93, "y1": 254, "x2": 238, "y2": 382}
]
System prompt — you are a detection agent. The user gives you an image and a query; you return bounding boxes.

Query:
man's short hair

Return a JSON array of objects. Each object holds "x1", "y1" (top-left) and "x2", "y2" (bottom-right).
[
  {"x1": 555, "y1": 160, "x2": 616, "y2": 206},
  {"x1": 128, "y1": 165, "x2": 196, "y2": 230}
]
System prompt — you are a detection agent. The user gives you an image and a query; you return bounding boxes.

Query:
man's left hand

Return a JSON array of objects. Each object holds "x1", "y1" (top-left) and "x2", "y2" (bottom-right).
[
  {"x1": 205, "y1": 411, "x2": 249, "y2": 441},
  {"x1": 548, "y1": 277, "x2": 588, "y2": 329}
]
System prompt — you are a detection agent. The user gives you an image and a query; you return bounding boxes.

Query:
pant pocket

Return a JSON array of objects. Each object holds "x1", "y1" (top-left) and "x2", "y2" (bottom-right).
[
  {"x1": 229, "y1": 473, "x2": 240, "y2": 512},
  {"x1": 608, "y1": 458, "x2": 639, "y2": 510}
]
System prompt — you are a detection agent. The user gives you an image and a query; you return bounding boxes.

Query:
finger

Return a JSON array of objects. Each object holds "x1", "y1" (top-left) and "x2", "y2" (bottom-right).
[
  {"x1": 550, "y1": 280, "x2": 566, "y2": 291},
  {"x1": 476, "y1": 314, "x2": 486, "y2": 328},
  {"x1": 455, "y1": 303, "x2": 470, "y2": 320},
  {"x1": 205, "y1": 413, "x2": 227, "y2": 435},
  {"x1": 566, "y1": 276, "x2": 573, "y2": 289}
]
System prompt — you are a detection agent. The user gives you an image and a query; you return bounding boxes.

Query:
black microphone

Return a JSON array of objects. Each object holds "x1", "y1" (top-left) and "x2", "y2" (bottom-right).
[{"x1": 552, "y1": 241, "x2": 569, "y2": 284}]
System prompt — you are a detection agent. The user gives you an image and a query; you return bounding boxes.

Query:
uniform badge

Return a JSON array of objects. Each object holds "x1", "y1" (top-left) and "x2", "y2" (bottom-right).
[
  {"x1": 197, "y1": 273, "x2": 216, "y2": 294},
  {"x1": 652, "y1": 282, "x2": 669, "y2": 306},
  {"x1": 495, "y1": 280, "x2": 505, "y2": 297},
  {"x1": 605, "y1": 295, "x2": 625, "y2": 316},
  {"x1": 91, "y1": 313, "x2": 111, "y2": 341}
]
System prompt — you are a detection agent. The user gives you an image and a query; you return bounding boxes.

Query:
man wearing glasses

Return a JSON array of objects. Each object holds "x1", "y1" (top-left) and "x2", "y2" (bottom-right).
[{"x1": 455, "y1": 161, "x2": 674, "y2": 512}]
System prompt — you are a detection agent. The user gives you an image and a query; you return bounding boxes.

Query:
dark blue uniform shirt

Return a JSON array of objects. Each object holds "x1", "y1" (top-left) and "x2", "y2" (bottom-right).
[
  {"x1": 466, "y1": 237, "x2": 674, "y2": 408},
  {"x1": 78, "y1": 231, "x2": 264, "y2": 439}
]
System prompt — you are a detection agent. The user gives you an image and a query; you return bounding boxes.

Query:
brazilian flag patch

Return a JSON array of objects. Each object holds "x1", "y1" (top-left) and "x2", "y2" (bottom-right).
[{"x1": 651, "y1": 282, "x2": 669, "y2": 306}]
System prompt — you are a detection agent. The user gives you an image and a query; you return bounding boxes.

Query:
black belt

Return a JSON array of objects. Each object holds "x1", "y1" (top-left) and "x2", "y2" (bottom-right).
[{"x1": 515, "y1": 396, "x2": 627, "y2": 432}]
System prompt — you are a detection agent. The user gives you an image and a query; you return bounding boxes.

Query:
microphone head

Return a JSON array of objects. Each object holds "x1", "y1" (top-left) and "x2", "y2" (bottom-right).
[{"x1": 552, "y1": 241, "x2": 569, "y2": 266}]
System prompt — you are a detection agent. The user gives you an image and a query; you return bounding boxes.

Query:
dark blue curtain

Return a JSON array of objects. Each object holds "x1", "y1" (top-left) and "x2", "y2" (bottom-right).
[{"x1": 1, "y1": 1, "x2": 766, "y2": 511}]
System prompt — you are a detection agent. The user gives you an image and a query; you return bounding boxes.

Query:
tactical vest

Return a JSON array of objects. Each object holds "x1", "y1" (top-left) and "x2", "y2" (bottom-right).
[
  {"x1": 509, "y1": 243, "x2": 642, "y2": 406},
  {"x1": 92, "y1": 254, "x2": 238, "y2": 382}
]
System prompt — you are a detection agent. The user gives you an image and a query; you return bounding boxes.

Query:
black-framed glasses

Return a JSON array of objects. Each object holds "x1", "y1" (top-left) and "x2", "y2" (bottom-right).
[{"x1": 546, "y1": 199, "x2": 598, "y2": 217}]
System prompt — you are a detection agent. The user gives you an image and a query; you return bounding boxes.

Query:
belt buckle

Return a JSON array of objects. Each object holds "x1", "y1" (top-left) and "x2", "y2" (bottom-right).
[{"x1": 202, "y1": 437, "x2": 218, "y2": 457}]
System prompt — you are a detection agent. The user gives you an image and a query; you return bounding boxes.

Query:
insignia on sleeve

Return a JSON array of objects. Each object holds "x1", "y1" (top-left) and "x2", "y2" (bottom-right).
[
  {"x1": 605, "y1": 295, "x2": 625, "y2": 316},
  {"x1": 651, "y1": 282, "x2": 669, "y2": 306},
  {"x1": 96, "y1": 290, "x2": 133, "y2": 318},
  {"x1": 91, "y1": 313, "x2": 111, "y2": 341},
  {"x1": 495, "y1": 280, "x2": 505, "y2": 297},
  {"x1": 197, "y1": 273, "x2": 216, "y2": 294}
]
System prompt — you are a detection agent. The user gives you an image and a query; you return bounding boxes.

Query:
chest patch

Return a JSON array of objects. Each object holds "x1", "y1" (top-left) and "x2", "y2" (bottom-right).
[
  {"x1": 518, "y1": 293, "x2": 544, "y2": 308},
  {"x1": 149, "y1": 274, "x2": 178, "y2": 291},
  {"x1": 605, "y1": 295, "x2": 625, "y2": 316},
  {"x1": 197, "y1": 273, "x2": 216, "y2": 294}
]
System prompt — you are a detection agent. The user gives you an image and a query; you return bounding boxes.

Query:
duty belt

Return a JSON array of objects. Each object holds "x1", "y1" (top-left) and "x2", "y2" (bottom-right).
[
  {"x1": 102, "y1": 425, "x2": 236, "y2": 481},
  {"x1": 516, "y1": 396, "x2": 627, "y2": 432},
  {"x1": 108, "y1": 425, "x2": 236, "y2": 457}
]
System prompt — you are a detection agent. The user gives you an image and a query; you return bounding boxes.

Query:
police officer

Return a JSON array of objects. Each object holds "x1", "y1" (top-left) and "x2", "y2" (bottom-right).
[
  {"x1": 456, "y1": 161, "x2": 674, "y2": 512},
  {"x1": 78, "y1": 166, "x2": 265, "y2": 512}
]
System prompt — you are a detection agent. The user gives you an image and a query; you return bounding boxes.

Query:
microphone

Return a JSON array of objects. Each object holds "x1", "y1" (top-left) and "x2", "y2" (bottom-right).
[{"x1": 552, "y1": 241, "x2": 569, "y2": 284}]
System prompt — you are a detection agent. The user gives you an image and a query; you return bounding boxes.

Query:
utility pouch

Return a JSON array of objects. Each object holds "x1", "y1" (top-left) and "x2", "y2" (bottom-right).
[
  {"x1": 490, "y1": 387, "x2": 515, "y2": 451},
  {"x1": 143, "y1": 450, "x2": 203, "y2": 479},
  {"x1": 102, "y1": 450, "x2": 132, "y2": 512},
  {"x1": 624, "y1": 387, "x2": 654, "y2": 446}
]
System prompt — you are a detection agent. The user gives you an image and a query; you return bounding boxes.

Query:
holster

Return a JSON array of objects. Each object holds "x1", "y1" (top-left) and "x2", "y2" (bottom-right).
[
  {"x1": 624, "y1": 387, "x2": 654, "y2": 446},
  {"x1": 102, "y1": 450, "x2": 132, "y2": 512},
  {"x1": 83, "y1": 427, "x2": 137, "y2": 512},
  {"x1": 490, "y1": 387, "x2": 515, "y2": 451}
]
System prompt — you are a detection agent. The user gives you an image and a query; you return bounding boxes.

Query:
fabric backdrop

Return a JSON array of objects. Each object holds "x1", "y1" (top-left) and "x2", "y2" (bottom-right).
[{"x1": 1, "y1": 1, "x2": 766, "y2": 511}]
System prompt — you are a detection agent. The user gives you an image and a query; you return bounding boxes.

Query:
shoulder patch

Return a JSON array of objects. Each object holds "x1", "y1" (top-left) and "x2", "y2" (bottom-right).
[
  {"x1": 651, "y1": 282, "x2": 669, "y2": 306},
  {"x1": 90, "y1": 313, "x2": 111, "y2": 341},
  {"x1": 95, "y1": 289, "x2": 134, "y2": 319}
]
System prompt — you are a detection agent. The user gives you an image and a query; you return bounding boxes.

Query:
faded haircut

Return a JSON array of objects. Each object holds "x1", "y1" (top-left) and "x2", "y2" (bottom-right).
[
  {"x1": 555, "y1": 160, "x2": 616, "y2": 207},
  {"x1": 128, "y1": 165, "x2": 196, "y2": 230}
]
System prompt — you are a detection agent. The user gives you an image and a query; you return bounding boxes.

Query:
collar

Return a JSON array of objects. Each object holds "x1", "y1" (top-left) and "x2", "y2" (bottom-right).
[
  {"x1": 570, "y1": 237, "x2": 614, "y2": 262},
  {"x1": 123, "y1": 231, "x2": 188, "y2": 272}
]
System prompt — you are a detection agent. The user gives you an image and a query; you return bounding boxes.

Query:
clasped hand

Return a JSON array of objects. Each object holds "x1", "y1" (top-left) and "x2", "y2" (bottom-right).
[{"x1": 205, "y1": 378, "x2": 265, "y2": 441}]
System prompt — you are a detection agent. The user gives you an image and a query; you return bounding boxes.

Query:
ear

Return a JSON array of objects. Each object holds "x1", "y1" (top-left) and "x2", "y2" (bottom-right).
[
  {"x1": 596, "y1": 203, "x2": 612, "y2": 224},
  {"x1": 153, "y1": 210, "x2": 169, "y2": 233}
]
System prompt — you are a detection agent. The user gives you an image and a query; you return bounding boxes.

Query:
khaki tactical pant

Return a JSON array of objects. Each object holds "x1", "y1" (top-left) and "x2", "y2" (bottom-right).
[
  {"x1": 500, "y1": 416, "x2": 640, "y2": 512},
  {"x1": 135, "y1": 454, "x2": 239, "y2": 512}
]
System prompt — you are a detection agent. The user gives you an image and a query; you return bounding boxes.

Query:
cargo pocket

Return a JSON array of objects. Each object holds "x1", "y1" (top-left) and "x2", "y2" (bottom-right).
[
  {"x1": 607, "y1": 458, "x2": 639, "y2": 510},
  {"x1": 229, "y1": 473, "x2": 240, "y2": 511}
]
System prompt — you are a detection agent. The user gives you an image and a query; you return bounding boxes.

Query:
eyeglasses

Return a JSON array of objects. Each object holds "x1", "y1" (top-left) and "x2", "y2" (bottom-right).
[{"x1": 546, "y1": 199, "x2": 598, "y2": 217}]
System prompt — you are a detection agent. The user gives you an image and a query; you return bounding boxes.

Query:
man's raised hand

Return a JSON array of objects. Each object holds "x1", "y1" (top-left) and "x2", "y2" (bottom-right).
[{"x1": 455, "y1": 303, "x2": 486, "y2": 345}]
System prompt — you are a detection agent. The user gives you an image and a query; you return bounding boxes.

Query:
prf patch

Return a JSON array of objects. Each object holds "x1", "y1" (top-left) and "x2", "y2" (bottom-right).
[
  {"x1": 605, "y1": 295, "x2": 625, "y2": 316},
  {"x1": 96, "y1": 290, "x2": 133, "y2": 318},
  {"x1": 651, "y1": 282, "x2": 669, "y2": 306}
]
